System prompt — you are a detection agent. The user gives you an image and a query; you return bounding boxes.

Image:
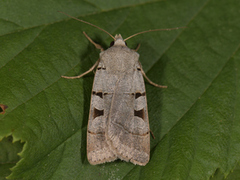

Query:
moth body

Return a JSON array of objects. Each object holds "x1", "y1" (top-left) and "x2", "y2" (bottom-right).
[{"x1": 87, "y1": 35, "x2": 150, "y2": 166}]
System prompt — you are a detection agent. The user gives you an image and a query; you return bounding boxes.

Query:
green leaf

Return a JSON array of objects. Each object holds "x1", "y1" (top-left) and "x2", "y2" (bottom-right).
[
  {"x1": 0, "y1": 136, "x2": 23, "y2": 180},
  {"x1": 0, "y1": 0, "x2": 240, "y2": 179},
  {"x1": 210, "y1": 163, "x2": 240, "y2": 180}
]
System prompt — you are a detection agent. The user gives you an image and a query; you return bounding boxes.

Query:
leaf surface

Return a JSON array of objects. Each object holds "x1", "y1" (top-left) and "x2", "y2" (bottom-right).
[{"x1": 0, "y1": 0, "x2": 240, "y2": 179}]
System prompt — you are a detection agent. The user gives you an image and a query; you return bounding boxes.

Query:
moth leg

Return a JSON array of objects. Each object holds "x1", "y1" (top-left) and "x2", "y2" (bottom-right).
[
  {"x1": 83, "y1": 31, "x2": 104, "y2": 51},
  {"x1": 139, "y1": 63, "x2": 167, "y2": 88},
  {"x1": 134, "y1": 44, "x2": 141, "y2": 52},
  {"x1": 150, "y1": 130, "x2": 155, "y2": 139},
  {"x1": 61, "y1": 58, "x2": 100, "y2": 79}
]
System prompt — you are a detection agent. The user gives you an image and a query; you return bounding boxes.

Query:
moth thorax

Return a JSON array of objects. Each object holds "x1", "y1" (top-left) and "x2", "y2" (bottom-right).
[{"x1": 114, "y1": 34, "x2": 126, "y2": 46}]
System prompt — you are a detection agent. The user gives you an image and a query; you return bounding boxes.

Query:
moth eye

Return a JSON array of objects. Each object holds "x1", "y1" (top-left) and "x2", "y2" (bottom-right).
[
  {"x1": 125, "y1": 42, "x2": 127, "y2": 46},
  {"x1": 110, "y1": 41, "x2": 114, "y2": 47}
]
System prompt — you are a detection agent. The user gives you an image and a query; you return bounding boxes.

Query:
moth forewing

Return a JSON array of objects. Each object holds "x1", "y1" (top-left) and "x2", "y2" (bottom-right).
[{"x1": 86, "y1": 35, "x2": 150, "y2": 166}]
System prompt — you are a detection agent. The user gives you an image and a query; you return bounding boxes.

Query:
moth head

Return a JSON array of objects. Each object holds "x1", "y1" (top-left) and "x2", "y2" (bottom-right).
[{"x1": 110, "y1": 34, "x2": 127, "y2": 47}]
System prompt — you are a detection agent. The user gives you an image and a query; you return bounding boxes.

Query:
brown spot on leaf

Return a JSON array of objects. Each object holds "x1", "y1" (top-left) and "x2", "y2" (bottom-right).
[{"x1": 0, "y1": 104, "x2": 8, "y2": 115}]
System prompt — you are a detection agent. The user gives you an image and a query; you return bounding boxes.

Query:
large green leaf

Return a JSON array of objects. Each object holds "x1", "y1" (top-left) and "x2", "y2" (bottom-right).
[{"x1": 0, "y1": 0, "x2": 240, "y2": 179}]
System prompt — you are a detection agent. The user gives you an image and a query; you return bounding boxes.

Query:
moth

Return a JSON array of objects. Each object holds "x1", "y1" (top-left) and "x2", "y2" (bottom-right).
[{"x1": 60, "y1": 12, "x2": 183, "y2": 166}]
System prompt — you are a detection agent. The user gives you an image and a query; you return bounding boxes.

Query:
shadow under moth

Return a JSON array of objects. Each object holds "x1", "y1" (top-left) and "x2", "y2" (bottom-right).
[{"x1": 60, "y1": 11, "x2": 184, "y2": 166}]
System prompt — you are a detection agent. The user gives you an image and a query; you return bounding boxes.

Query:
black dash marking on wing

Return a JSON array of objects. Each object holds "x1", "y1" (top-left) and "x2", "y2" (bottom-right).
[
  {"x1": 97, "y1": 67, "x2": 106, "y2": 70},
  {"x1": 96, "y1": 92, "x2": 103, "y2": 98},
  {"x1": 135, "y1": 92, "x2": 146, "y2": 99},
  {"x1": 134, "y1": 109, "x2": 144, "y2": 119},
  {"x1": 93, "y1": 108, "x2": 104, "y2": 119},
  {"x1": 92, "y1": 91, "x2": 103, "y2": 98}
]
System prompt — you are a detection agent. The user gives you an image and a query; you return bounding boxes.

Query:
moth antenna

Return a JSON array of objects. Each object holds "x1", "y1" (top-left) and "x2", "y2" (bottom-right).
[
  {"x1": 58, "y1": 11, "x2": 116, "y2": 40},
  {"x1": 124, "y1": 27, "x2": 187, "y2": 42}
]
